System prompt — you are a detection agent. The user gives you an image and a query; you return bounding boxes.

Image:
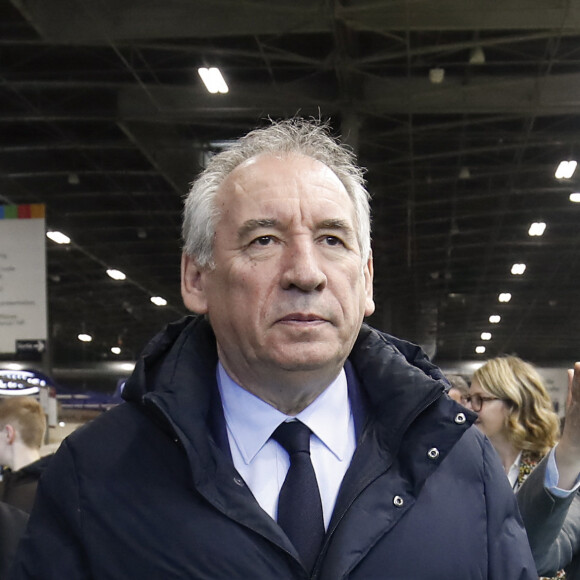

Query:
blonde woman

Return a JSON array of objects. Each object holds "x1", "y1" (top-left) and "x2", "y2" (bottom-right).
[
  {"x1": 467, "y1": 356, "x2": 560, "y2": 492},
  {"x1": 467, "y1": 356, "x2": 564, "y2": 579}
]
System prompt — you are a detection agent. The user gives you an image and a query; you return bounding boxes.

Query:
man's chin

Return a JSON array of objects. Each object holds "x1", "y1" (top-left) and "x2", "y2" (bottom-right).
[{"x1": 269, "y1": 345, "x2": 345, "y2": 373}]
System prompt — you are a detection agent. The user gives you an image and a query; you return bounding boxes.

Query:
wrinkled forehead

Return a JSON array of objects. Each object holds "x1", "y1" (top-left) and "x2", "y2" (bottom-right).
[
  {"x1": 225, "y1": 152, "x2": 346, "y2": 191},
  {"x1": 217, "y1": 153, "x2": 355, "y2": 216}
]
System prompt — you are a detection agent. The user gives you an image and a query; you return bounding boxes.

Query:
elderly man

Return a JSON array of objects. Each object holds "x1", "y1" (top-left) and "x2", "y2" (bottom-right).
[
  {"x1": 11, "y1": 119, "x2": 536, "y2": 579},
  {"x1": 517, "y1": 362, "x2": 580, "y2": 579}
]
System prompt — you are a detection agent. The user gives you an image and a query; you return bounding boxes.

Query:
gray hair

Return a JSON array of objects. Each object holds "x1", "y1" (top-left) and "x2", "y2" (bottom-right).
[{"x1": 182, "y1": 118, "x2": 371, "y2": 268}]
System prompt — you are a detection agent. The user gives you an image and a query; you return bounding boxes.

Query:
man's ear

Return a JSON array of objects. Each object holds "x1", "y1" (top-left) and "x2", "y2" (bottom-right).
[
  {"x1": 181, "y1": 253, "x2": 209, "y2": 314},
  {"x1": 364, "y1": 251, "x2": 375, "y2": 317}
]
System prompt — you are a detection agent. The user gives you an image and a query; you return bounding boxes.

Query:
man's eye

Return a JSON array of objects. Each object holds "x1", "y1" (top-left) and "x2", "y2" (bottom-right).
[
  {"x1": 251, "y1": 236, "x2": 274, "y2": 246},
  {"x1": 323, "y1": 236, "x2": 344, "y2": 246}
]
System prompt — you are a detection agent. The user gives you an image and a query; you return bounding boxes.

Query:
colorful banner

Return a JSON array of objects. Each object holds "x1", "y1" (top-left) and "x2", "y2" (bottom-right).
[{"x1": 0, "y1": 204, "x2": 47, "y2": 353}]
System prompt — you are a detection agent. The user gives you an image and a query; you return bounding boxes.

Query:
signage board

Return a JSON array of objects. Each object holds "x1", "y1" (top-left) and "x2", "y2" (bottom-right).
[{"x1": 0, "y1": 205, "x2": 47, "y2": 353}]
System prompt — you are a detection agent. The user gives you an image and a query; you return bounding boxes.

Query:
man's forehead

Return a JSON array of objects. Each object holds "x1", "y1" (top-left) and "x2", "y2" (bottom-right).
[{"x1": 225, "y1": 152, "x2": 343, "y2": 188}]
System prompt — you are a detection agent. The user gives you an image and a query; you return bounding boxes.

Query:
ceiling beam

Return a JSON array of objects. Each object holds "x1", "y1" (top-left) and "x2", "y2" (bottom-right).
[
  {"x1": 360, "y1": 72, "x2": 580, "y2": 115},
  {"x1": 12, "y1": 0, "x2": 580, "y2": 48},
  {"x1": 9, "y1": 0, "x2": 329, "y2": 44},
  {"x1": 339, "y1": 1, "x2": 580, "y2": 31}
]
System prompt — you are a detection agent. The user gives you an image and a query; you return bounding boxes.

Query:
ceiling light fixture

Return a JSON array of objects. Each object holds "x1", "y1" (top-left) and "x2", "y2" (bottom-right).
[
  {"x1": 111, "y1": 347, "x2": 121, "y2": 355},
  {"x1": 46, "y1": 231, "x2": 71, "y2": 244},
  {"x1": 469, "y1": 47, "x2": 486, "y2": 65},
  {"x1": 106, "y1": 269, "x2": 126, "y2": 281},
  {"x1": 481, "y1": 332, "x2": 492, "y2": 341},
  {"x1": 198, "y1": 67, "x2": 229, "y2": 94},
  {"x1": 429, "y1": 67, "x2": 445, "y2": 84},
  {"x1": 458, "y1": 166, "x2": 471, "y2": 179},
  {"x1": 511, "y1": 263, "x2": 526, "y2": 275},
  {"x1": 475, "y1": 346, "x2": 486, "y2": 354},
  {"x1": 150, "y1": 296, "x2": 167, "y2": 306},
  {"x1": 4, "y1": 363, "x2": 24, "y2": 371},
  {"x1": 67, "y1": 173, "x2": 80, "y2": 185},
  {"x1": 498, "y1": 293, "x2": 512, "y2": 303},
  {"x1": 570, "y1": 193, "x2": 580, "y2": 203},
  {"x1": 528, "y1": 222, "x2": 546, "y2": 236},
  {"x1": 78, "y1": 333, "x2": 92, "y2": 342},
  {"x1": 555, "y1": 160, "x2": 577, "y2": 179},
  {"x1": 489, "y1": 315, "x2": 501, "y2": 324}
]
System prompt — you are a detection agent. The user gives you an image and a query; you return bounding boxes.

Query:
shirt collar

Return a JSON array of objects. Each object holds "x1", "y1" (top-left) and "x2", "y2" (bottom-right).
[
  {"x1": 507, "y1": 451, "x2": 523, "y2": 489},
  {"x1": 217, "y1": 363, "x2": 351, "y2": 465}
]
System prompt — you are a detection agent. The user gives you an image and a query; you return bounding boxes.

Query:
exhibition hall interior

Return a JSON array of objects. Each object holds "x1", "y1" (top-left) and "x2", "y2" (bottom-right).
[{"x1": 0, "y1": 0, "x2": 579, "y2": 443}]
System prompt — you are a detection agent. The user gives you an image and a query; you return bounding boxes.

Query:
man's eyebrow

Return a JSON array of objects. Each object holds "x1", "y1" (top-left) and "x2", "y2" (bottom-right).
[
  {"x1": 317, "y1": 218, "x2": 354, "y2": 233},
  {"x1": 237, "y1": 218, "x2": 279, "y2": 239}
]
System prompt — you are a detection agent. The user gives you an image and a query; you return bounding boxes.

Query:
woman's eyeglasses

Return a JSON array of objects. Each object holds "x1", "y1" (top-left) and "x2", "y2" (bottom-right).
[{"x1": 464, "y1": 394, "x2": 502, "y2": 412}]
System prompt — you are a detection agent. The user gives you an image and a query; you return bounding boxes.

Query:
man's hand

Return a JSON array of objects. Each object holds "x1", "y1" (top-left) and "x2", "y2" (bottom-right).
[{"x1": 555, "y1": 362, "x2": 580, "y2": 490}]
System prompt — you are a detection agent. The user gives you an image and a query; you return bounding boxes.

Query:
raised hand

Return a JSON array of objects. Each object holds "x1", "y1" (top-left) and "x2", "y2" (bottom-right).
[{"x1": 555, "y1": 362, "x2": 580, "y2": 490}]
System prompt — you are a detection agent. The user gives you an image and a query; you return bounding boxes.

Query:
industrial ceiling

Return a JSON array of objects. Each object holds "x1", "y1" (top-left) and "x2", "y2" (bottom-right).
[{"x1": 1, "y1": 0, "x2": 579, "y2": 370}]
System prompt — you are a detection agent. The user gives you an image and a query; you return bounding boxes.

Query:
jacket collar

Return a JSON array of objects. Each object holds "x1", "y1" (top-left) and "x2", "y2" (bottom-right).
[{"x1": 122, "y1": 316, "x2": 450, "y2": 459}]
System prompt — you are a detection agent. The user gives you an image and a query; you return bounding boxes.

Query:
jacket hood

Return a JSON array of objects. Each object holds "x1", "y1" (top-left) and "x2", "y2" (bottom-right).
[
  {"x1": 122, "y1": 316, "x2": 446, "y2": 403},
  {"x1": 350, "y1": 324, "x2": 451, "y2": 453}
]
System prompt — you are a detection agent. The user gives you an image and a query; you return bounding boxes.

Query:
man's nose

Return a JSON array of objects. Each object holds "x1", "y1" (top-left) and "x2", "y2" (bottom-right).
[{"x1": 280, "y1": 239, "x2": 327, "y2": 292}]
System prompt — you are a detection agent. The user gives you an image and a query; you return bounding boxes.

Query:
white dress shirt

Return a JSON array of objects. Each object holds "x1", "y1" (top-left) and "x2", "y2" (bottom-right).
[
  {"x1": 545, "y1": 444, "x2": 580, "y2": 497},
  {"x1": 217, "y1": 362, "x2": 356, "y2": 530},
  {"x1": 507, "y1": 452, "x2": 523, "y2": 491},
  {"x1": 508, "y1": 447, "x2": 580, "y2": 496}
]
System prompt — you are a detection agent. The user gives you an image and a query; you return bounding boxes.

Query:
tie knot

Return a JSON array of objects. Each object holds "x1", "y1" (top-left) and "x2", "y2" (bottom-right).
[{"x1": 272, "y1": 420, "x2": 312, "y2": 455}]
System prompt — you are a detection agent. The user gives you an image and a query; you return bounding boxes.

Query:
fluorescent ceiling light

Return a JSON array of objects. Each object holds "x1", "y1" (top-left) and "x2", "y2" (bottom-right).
[
  {"x1": 78, "y1": 333, "x2": 92, "y2": 342},
  {"x1": 198, "y1": 67, "x2": 229, "y2": 94},
  {"x1": 498, "y1": 293, "x2": 512, "y2": 303},
  {"x1": 106, "y1": 269, "x2": 126, "y2": 281},
  {"x1": 489, "y1": 315, "x2": 501, "y2": 324},
  {"x1": 528, "y1": 222, "x2": 546, "y2": 237},
  {"x1": 570, "y1": 193, "x2": 580, "y2": 203},
  {"x1": 111, "y1": 347, "x2": 121, "y2": 355},
  {"x1": 511, "y1": 263, "x2": 526, "y2": 275},
  {"x1": 555, "y1": 160, "x2": 577, "y2": 179},
  {"x1": 150, "y1": 296, "x2": 167, "y2": 306},
  {"x1": 429, "y1": 67, "x2": 445, "y2": 84},
  {"x1": 475, "y1": 346, "x2": 486, "y2": 354},
  {"x1": 481, "y1": 332, "x2": 492, "y2": 341},
  {"x1": 458, "y1": 166, "x2": 471, "y2": 179},
  {"x1": 46, "y1": 231, "x2": 71, "y2": 244},
  {"x1": 209, "y1": 139, "x2": 237, "y2": 150}
]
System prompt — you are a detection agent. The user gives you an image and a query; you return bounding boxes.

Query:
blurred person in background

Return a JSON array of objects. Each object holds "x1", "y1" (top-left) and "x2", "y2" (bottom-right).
[
  {"x1": 0, "y1": 397, "x2": 51, "y2": 513},
  {"x1": 0, "y1": 502, "x2": 27, "y2": 578},
  {"x1": 518, "y1": 362, "x2": 580, "y2": 579},
  {"x1": 446, "y1": 374, "x2": 470, "y2": 405}
]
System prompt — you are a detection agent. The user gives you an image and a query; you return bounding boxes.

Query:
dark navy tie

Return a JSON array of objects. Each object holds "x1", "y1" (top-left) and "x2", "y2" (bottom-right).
[{"x1": 272, "y1": 420, "x2": 325, "y2": 572}]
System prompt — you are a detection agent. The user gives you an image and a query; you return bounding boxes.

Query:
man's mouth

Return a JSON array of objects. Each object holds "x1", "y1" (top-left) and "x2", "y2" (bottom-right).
[{"x1": 278, "y1": 313, "x2": 326, "y2": 323}]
